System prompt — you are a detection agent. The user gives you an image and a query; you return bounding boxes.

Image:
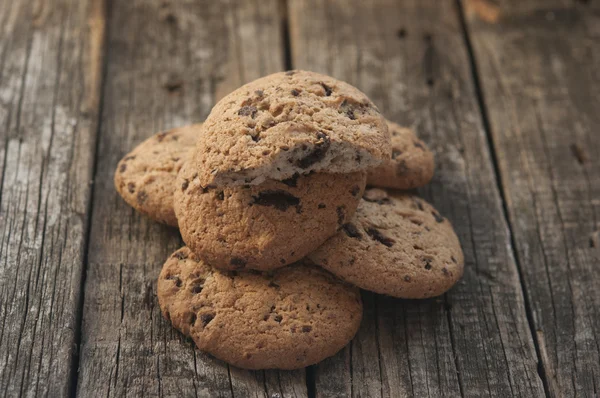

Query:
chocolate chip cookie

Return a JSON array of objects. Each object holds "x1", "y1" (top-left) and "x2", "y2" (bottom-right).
[
  {"x1": 367, "y1": 121, "x2": 434, "y2": 189},
  {"x1": 308, "y1": 189, "x2": 464, "y2": 298},
  {"x1": 174, "y1": 161, "x2": 366, "y2": 271},
  {"x1": 114, "y1": 124, "x2": 200, "y2": 226},
  {"x1": 157, "y1": 247, "x2": 363, "y2": 370},
  {"x1": 194, "y1": 70, "x2": 390, "y2": 186}
]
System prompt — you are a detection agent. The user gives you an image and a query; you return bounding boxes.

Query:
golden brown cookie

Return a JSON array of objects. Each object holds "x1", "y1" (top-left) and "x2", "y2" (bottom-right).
[
  {"x1": 174, "y1": 161, "x2": 366, "y2": 271},
  {"x1": 114, "y1": 124, "x2": 200, "y2": 226},
  {"x1": 157, "y1": 247, "x2": 363, "y2": 370},
  {"x1": 194, "y1": 70, "x2": 390, "y2": 186},
  {"x1": 367, "y1": 121, "x2": 434, "y2": 189},
  {"x1": 308, "y1": 189, "x2": 464, "y2": 298}
]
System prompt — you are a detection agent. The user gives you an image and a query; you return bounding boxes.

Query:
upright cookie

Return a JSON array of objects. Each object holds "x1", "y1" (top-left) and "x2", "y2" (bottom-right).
[
  {"x1": 175, "y1": 161, "x2": 366, "y2": 271},
  {"x1": 158, "y1": 247, "x2": 363, "y2": 370},
  {"x1": 114, "y1": 124, "x2": 200, "y2": 226},
  {"x1": 194, "y1": 70, "x2": 390, "y2": 186},
  {"x1": 367, "y1": 121, "x2": 434, "y2": 189},
  {"x1": 309, "y1": 189, "x2": 464, "y2": 298}
]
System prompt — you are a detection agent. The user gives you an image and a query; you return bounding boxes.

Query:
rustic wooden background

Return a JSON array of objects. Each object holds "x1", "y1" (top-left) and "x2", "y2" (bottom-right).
[{"x1": 0, "y1": 0, "x2": 598, "y2": 397}]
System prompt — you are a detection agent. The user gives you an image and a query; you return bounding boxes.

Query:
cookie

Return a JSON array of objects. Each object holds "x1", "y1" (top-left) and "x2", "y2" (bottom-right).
[
  {"x1": 114, "y1": 124, "x2": 200, "y2": 226},
  {"x1": 174, "y1": 160, "x2": 366, "y2": 271},
  {"x1": 367, "y1": 121, "x2": 434, "y2": 189},
  {"x1": 157, "y1": 247, "x2": 363, "y2": 370},
  {"x1": 308, "y1": 189, "x2": 464, "y2": 298},
  {"x1": 193, "y1": 70, "x2": 390, "y2": 186}
]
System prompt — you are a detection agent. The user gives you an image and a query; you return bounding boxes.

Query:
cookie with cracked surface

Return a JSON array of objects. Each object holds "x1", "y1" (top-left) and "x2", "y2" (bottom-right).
[
  {"x1": 194, "y1": 70, "x2": 390, "y2": 186},
  {"x1": 174, "y1": 161, "x2": 366, "y2": 271},
  {"x1": 114, "y1": 124, "x2": 200, "y2": 226},
  {"x1": 158, "y1": 247, "x2": 363, "y2": 370},
  {"x1": 367, "y1": 121, "x2": 434, "y2": 189},
  {"x1": 308, "y1": 189, "x2": 464, "y2": 298}
]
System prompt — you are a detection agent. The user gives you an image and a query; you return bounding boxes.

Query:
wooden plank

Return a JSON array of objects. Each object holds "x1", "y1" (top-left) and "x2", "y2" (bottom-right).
[
  {"x1": 288, "y1": 0, "x2": 546, "y2": 396},
  {"x1": 76, "y1": 0, "x2": 306, "y2": 397},
  {"x1": 0, "y1": 0, "x2": 105, "y2": 396},
  {"x1": 463, "y1": 1, "x2": 600, "y2": 396}
]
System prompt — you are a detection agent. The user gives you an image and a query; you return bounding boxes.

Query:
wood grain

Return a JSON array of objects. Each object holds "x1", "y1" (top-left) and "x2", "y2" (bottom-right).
[
  {"x1": 76, "y1": 0, "x2": 306, "y2": 397},
  {"x1": 289, "y1": 0, "x2": 546, "y2": 396},
  {"x1": 0, "y1": 0, "x2": 105, "y2": 396},
  {"x1": 463, "y1": 1, "x2": 600, "y2": 396}
]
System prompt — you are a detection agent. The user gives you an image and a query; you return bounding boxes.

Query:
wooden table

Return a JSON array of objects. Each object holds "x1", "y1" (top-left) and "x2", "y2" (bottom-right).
[{"x1": 1, "y1": 0, "x2": 598, "y2": 396}]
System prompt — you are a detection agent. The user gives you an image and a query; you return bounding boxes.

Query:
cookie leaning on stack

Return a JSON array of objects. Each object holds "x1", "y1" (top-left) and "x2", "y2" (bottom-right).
[
  {"x1": 113, "y1": 119, "x2": 435, "y2": 227},
  {"x1": 114, "y1": 70, "x2": 463, "y2": 370}
]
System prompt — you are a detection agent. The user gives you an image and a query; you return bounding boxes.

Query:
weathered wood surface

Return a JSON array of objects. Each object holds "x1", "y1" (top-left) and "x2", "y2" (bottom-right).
[
  {"x1": 464, "y1": 1, "x2": 600, "y2": 396},
  {"x1": 289, "y1": 0, "x2": 546, "y2": 396},
  {"x1": 76, "y1": 0, "x2": 306, "y2": 397},
  {"x1": 0, "y1": 0, "x2": 104, "y2": 396},
  {"x1": 1, "y1": 0, "x2": 597, "y2": 396}
]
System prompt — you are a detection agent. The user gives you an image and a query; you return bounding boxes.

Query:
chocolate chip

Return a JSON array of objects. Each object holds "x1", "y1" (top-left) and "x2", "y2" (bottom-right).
[
  {"x1": 173, "y1": 250, "x2": 188, "y2": 260},
  {"x1": 190, "y1": 284, "x2": 203, "y2": 294},
  {"x1": 238, "y1": 105, "x2": 257, "y2": 118},
  {"x1": 404, "y1": 275, "x2": 411, "y2": 282},
  {"x1": 391, "y1": 150, "x2": 402, "y2": 159},
  {"x1": 296, "y1": 132, "x2": 331, "y2": 169},
  {"x1": 366, "y1": 228, "x2": 395, "y2": 247},
  {"x1": 156, "y1": 131, "x2": 169, "y2": 142},
  {"x1": 291, "y1": 89, "x2": 300, "y2": 96},
  {"x1": 432, "y1": 211, "x2": 444, "y2": 223},
  {"x1": 363, "y1": 192, "x2": 390, "y2": 205},
  {"x1": 217, "y1": 191, "x2": 224, "y2": 200},
  {"x1": 302, "y1": 325, "x2": 312, "y2": 333},
  {"x1": 230, "y1": 257, "x2": 247, "y2": 268},
  {"x1": 280, "y1": 258, "x2": 286, "y2": 264},
  {"x1": 251, "y1": 133, "x2": 261, "y2": 142},
  {"x1": 252, "y1": 190, "x2": 300, "y2": 211},
  {"x1": 189, "y1": 313, "x2": 197, "y2": 325},
  {"x1": 119, "y1": 163, "x2": 127, "y2": 173},
  {"x1": 337, "y1": 206, "x2": 346, "y2": 224},
  {"x1": 342, "y1": 223, "x2": 362, "y2": 239},
  {"x1": 200, "y1": 313, "x2": 215, "y2": 327},
  {"x1": 451, "y1": 256, "x2": 457, "y2": 264},
  {"x1": 181, "y1": 179, "x2": 189, "y2": 191},
  {"x1": 281, "y1": 173, "x2": 299, "y2": 187},
  {"x1": 255, "y1": 90, "x2": 264, "y2": 97},
  {"x1": 320, "y1": 82, "x2": 332, "y2": 96},
  {"x1": 274, "y1": 315, "x2": 283, "y2": 322},
  {"x1": 167, "y1": 275, "x2": 182, "y2": 287},
  {"x1": 350, "y1": 185, "x2": 361, "y2": 196},
  {"x1": 136, "y1": 191, "x2": 148, "y2": 204},
  {"x1": 413, "y1": 198, "x2": 424, "y2": 211},
  {"x1": 442, "y1": 267, "x2": 450, "y2": 276},
  {"x1": 339, "y1": 99, "x2": 356, "y2": 120},
  {"x1": 318, "y1": 203, "x2": 326, "y2": 209},
  {"x1": 127, "y1": 182, "x2": 135, "y2": 193},
  {"x1": 424, "y1": 259, "x2": 432, "y2": 270}
]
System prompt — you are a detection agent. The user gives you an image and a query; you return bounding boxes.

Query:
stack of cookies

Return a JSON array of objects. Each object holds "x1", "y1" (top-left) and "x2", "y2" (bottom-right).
[{"x1": 115, "y1": 71, "x2": 463, "y2": 370}]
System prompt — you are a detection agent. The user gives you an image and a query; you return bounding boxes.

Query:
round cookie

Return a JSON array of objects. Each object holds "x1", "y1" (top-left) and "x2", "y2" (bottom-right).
[
  {"x1": 194, "y1": 70, "x2": 391, "y2": 186},
  {"x1": 175, "y1": 161, "x2": 366, "y2": 271},
  {"x1": 308, "y1": 189, "x2": 464, "y2": 298},
  {"x1": 157, "y1": 247, "x2": 363, "y2": 370},
  {"x1": 114, "y1": 124, "x2": 200, "y2": 226},
  {"x1": 367, "y1": 121, "x2": 434, "y2": 189}
]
